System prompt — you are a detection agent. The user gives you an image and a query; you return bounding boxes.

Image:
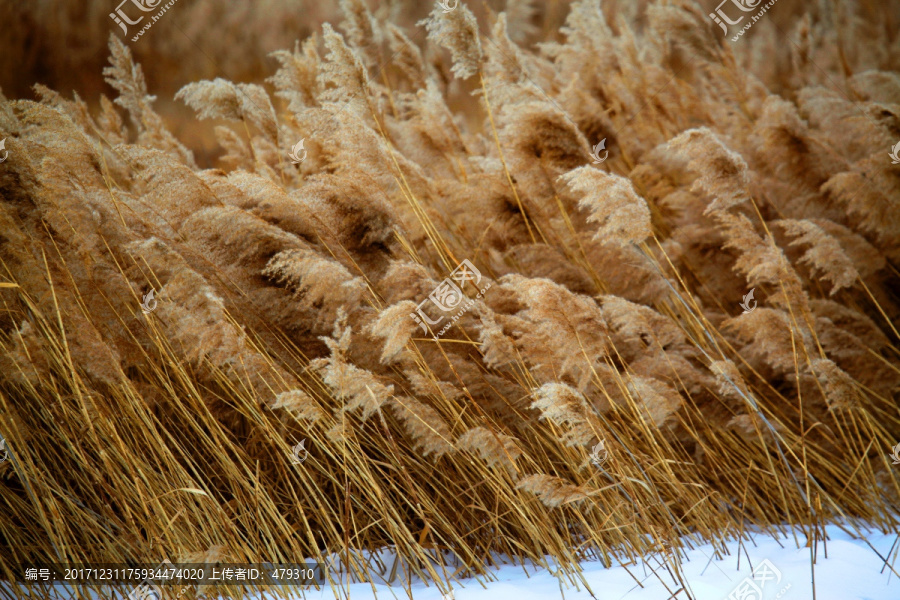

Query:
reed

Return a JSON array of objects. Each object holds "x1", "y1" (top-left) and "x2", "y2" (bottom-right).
[{"x1": 0, "y1": 1, "x2": 898, "y2": 598}]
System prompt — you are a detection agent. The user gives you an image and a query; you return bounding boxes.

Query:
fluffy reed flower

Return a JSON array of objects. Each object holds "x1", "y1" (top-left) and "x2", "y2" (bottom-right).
[
  {"x1": 709, "y1": 359, "x2": 753, "y2": 403},
  {"x1": 498, "y1": 100, "x2": 592, "y2": 199},
  {"x1": 102, "y1": 36, "x2": 195, "y2": 166},
  {"x1": 338, "y1": 0, "x2": 382, "y2": 67},
  {"x1": 600, "y1": 295, "x2": 685, "y2": 350},
  {"x1": 751, "y1": 95, "x2": 841, "y2": 188},
  {"x1": 504, "y1": 0, "x2": 539, "y2": 43},
  {"x1": 369, "y1": 300, "x2": 419, "y2": 364},
  {"x1": 530, "y1": 383, "x2": 600, "y2": 447},
  {"x1": 456, "y1": 426, "x2": 522, "y2": 475},
  {"x1": 559, "y1": 167, "x2": 652, "y2": 246},
  {"x1": 501, "y1": 275, "x2": 609, "y2": 389},
  {"x1": 716, "y1": 212, "x2": 808, "y2": 311},
  {"x1": 821, "y1": 159, "x2": 900, "y2": 262},
  {"x1": 4, "y1": 0, "x2": 900, "y2": 580},
  {"x1": 625, "y1": 376, "x2": 683, "y2": 429},
  {"x1": 665, "y1": 128, "x2": 750, "y2": 215},
  {"x1": 646, "y1": 0, "x2": 722, "y2": 64},
  {"x1": 386, "y1": 24, "x2": 426, "y2": 88},
  {"x1": 176, "y1": 78, "x2": 279, "y2": 142},
  {"x1": 309, "y1": 313, "x2": 392, "y2": 421},
  {"x1": 272, "y1": 389, "x2": 327, "y2": 422},
  {"x1": 318, "y1": 23, "x2": 371, "y2": 106},
  {"x1": 388, "y1": 395, "x2": 454, "y2": 457},
  {"x1": 268, "y1": 37, "x2": 322, "y2": 114},
  {"x1": 403, "y1": 369, "x2": 463, "y2": 403},
  {"x1": 775, "y1": 219, "x2": 859, "y2": 295},
  {"x1": 419, "y1": 2, "x2": 483, "y2": 80},
  {"x1": 263, "y1": 248, "x2": 366, "y2": 327},
  {"x1": 726, "y1": 413, "x2": 785, "y2": 444},
  {"x1": 810, "y1": 358, "x2": 862, "y2": 411},
  {"x1": 1, "y1": 321, "x2": 50, "y2": 387},
  {"x1": 724, "y1": 308, "x2": 807, "y2": 374},
  {"x1": 516, "y1": 474, "x2": 589, "y2": 508}
]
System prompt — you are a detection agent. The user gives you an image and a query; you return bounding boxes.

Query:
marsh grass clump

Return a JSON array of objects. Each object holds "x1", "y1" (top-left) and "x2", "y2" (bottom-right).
[{"x1": 0, "y1": 0, "x2": 899, "y2": 598}]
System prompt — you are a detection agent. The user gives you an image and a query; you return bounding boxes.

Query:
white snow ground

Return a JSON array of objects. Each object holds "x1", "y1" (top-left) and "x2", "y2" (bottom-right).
[
  {"x1": 296, "y1": 524, "x2": 899, "y2": 600},
  {"x1": 7, "y1": 524, "x2": 898, "y2": 599}
]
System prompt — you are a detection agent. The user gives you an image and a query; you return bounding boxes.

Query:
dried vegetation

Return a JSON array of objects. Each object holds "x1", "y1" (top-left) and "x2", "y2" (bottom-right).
[{"x1": 1, "y1": 0, "x2": 899, "y2": 598}]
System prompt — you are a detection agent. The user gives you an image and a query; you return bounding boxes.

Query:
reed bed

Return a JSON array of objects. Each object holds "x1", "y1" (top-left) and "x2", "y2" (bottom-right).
[{"x1": 0, "y1": 0, "x2": 898, "y2": 598}]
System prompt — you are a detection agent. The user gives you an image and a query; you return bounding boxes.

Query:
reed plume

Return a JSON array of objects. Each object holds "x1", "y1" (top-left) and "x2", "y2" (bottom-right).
[{"x1": 1, "y1": 2, "x2": 898, "y2": 597}]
